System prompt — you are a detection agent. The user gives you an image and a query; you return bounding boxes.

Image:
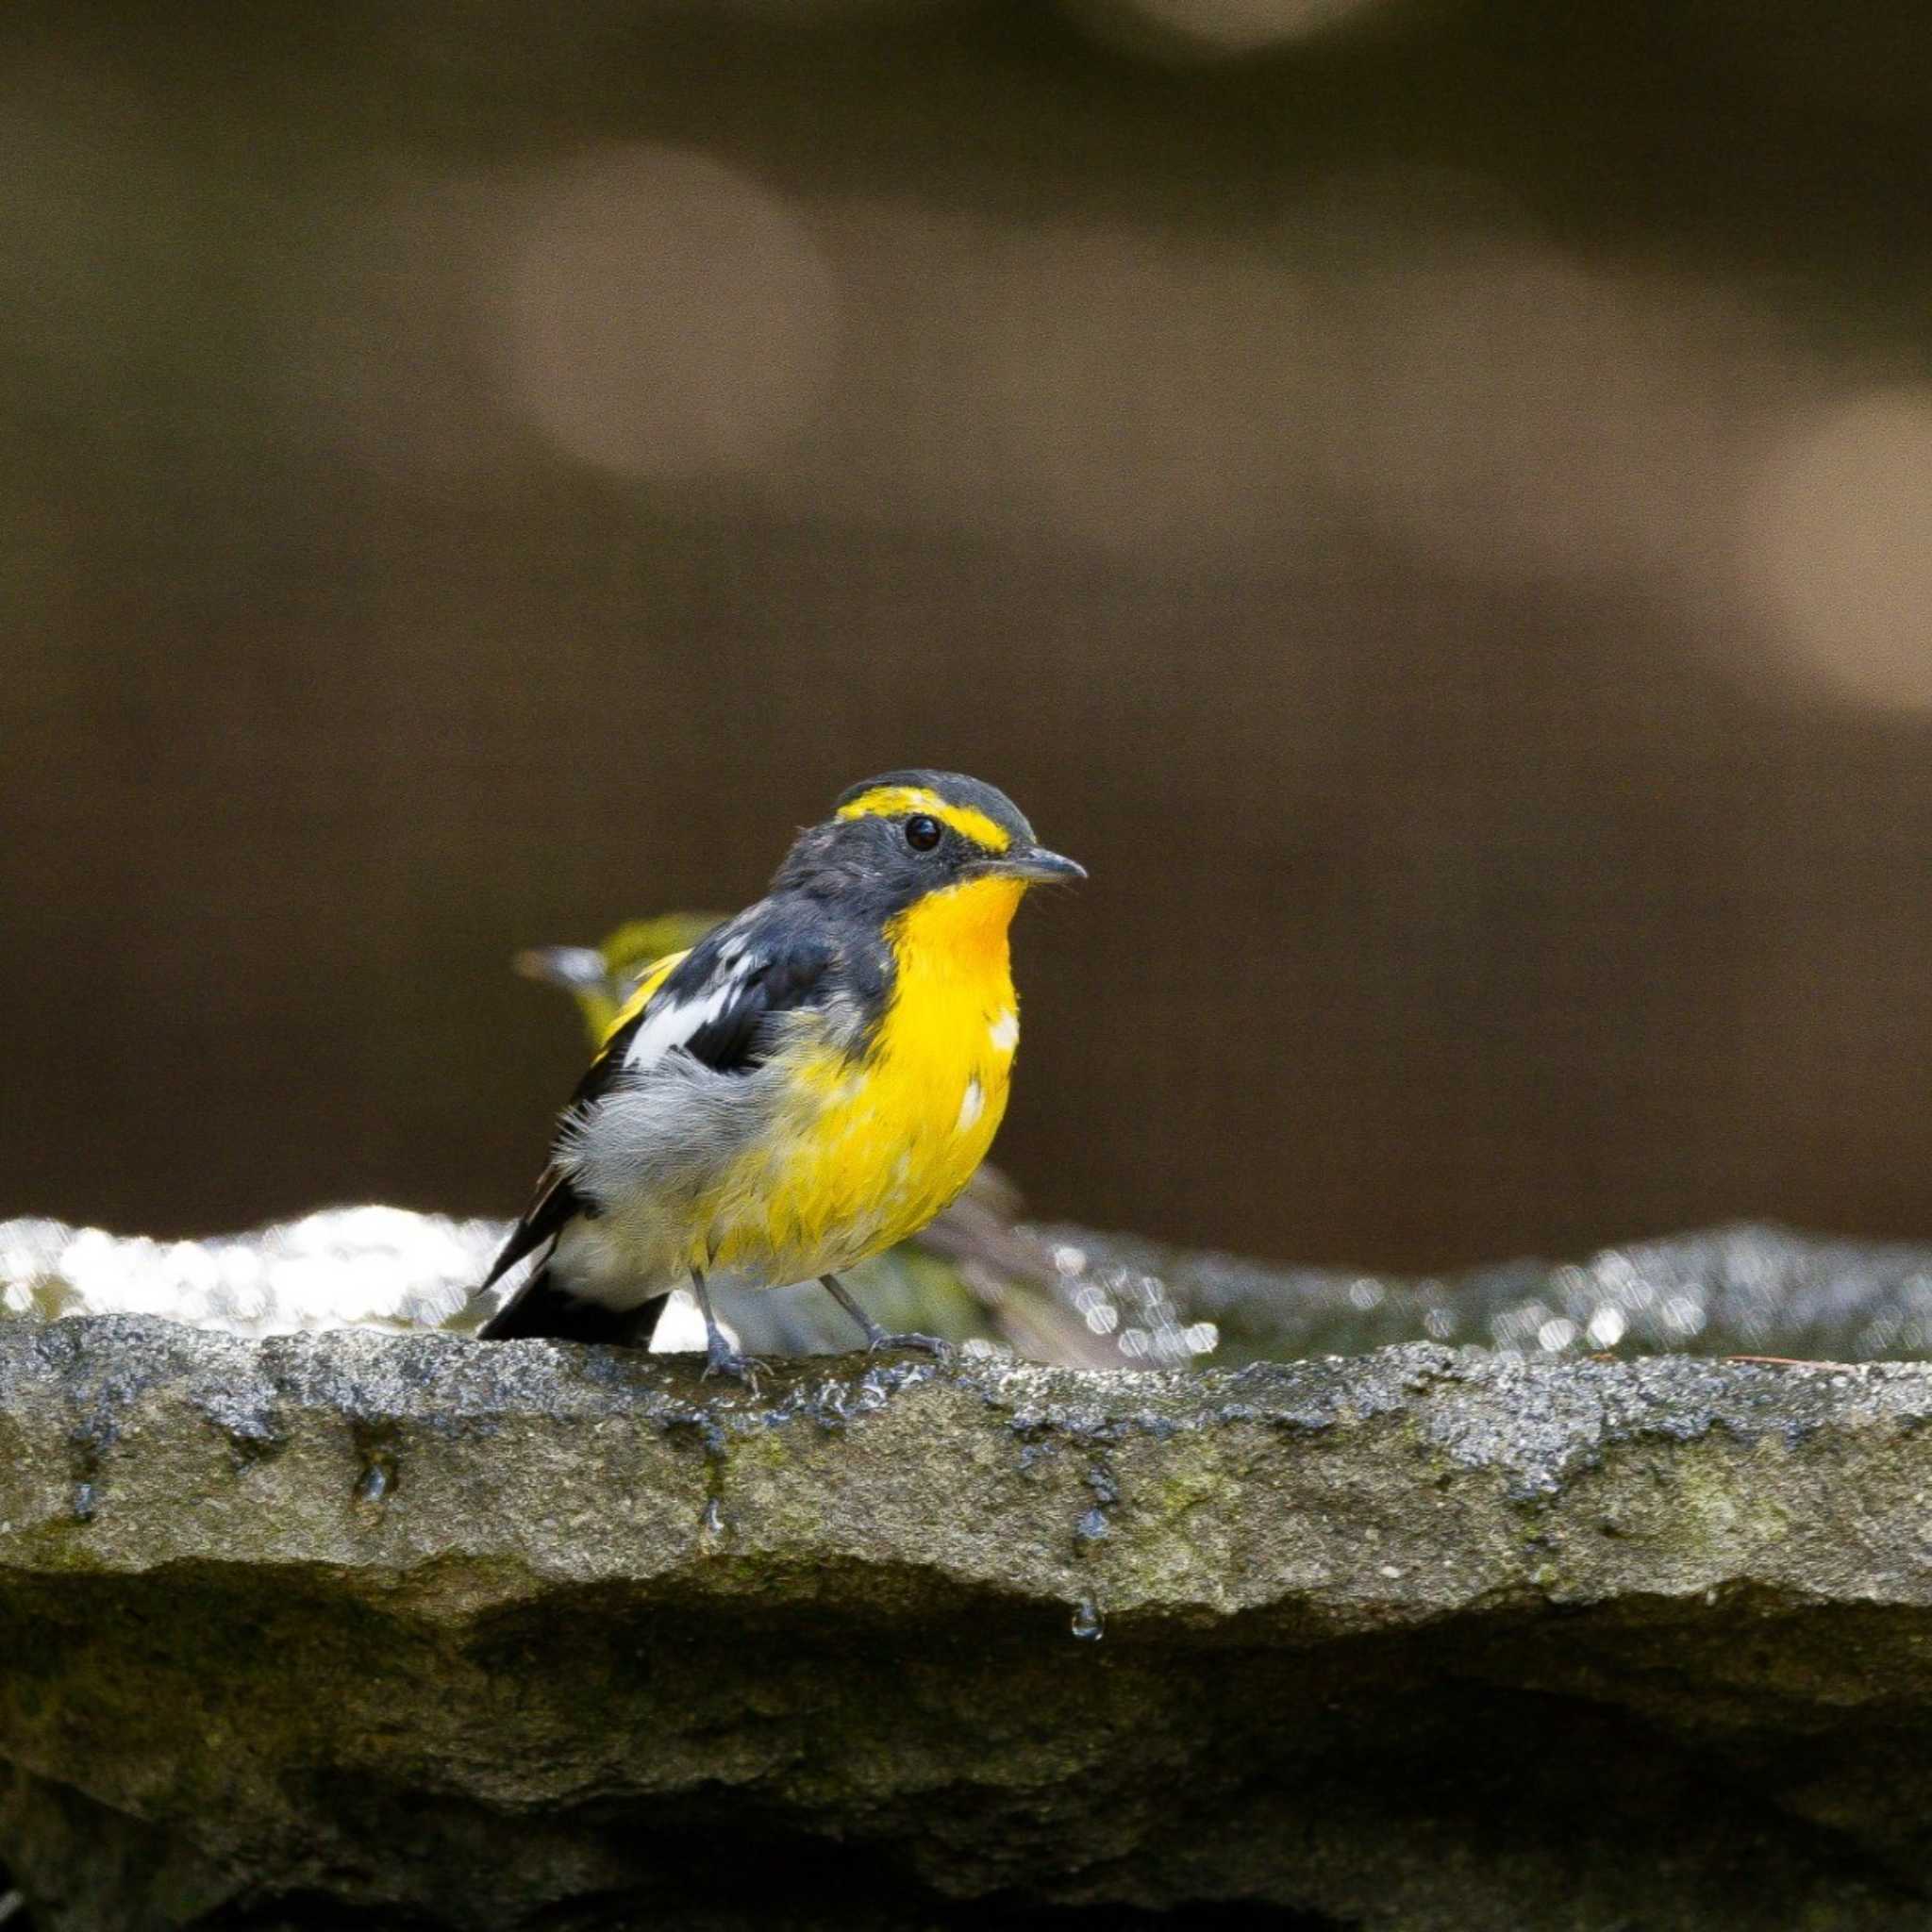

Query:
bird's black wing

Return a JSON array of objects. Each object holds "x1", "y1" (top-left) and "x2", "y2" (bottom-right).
[
  {"x1": 475, "y1": 907, "x2": 838, "y2": 1342},
  {"x1": 669, "y1": 919, "x2": 839, "y2": 1075},
  {"x1": 475, "y1": 943, "x2": 701, "y2": 1303},
  {"x1": 475, "y1": 1167, "x2": 580, "y2": 1296}
]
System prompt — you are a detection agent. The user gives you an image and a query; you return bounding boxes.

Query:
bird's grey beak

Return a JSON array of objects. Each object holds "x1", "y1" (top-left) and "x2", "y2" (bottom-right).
[{"x1": 1001, "y1": 845, "x2": 1087, "y2": 884}]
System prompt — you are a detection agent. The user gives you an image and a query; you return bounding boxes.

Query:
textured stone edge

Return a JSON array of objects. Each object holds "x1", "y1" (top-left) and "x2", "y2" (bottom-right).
[{"x1": 4, "y1": 1317, "x2": 1932, "y2": 1629}]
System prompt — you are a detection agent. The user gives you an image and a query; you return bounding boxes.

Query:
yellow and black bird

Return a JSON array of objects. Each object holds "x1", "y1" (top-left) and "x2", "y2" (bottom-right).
[{"x1": 475, "y1": 771, "x2": 1084, "y2": 1377}]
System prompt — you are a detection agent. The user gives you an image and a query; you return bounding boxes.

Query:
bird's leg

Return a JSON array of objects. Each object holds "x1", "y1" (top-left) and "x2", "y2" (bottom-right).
[
  {"x1": 819, "y1": 1274, "x2": 951, "y2": 1360},
  {"x1": 691, "y1": 1267, "x2": 763, "y2": 1388}
]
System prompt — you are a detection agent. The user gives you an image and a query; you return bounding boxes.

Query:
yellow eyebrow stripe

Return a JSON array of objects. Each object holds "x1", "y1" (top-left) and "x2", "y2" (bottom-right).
[{"x1": 836, "y1": 786, "x2": 1012, "y2": 852}]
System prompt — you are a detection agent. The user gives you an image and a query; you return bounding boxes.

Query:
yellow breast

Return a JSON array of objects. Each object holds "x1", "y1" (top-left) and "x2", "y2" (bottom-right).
[{"x1": 703, "y1": 875, "x2": 1024, "y2": 1279}]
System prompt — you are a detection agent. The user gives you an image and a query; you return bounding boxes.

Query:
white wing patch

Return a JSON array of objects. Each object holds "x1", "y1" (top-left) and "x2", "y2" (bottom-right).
[
  {"x1": 623, "y1": 950, "x2": 761, "y2": 1073},
  {"x1": 988, "y1": 1009, "x2": 1019, "y2": 1055},
  {"x1": 956, "y1": 1078, "x2": 985, "y2": 1133}
]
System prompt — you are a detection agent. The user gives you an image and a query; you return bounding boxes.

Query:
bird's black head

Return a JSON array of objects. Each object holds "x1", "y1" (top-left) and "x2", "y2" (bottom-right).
[{"x1": 771, "y1": 770, "x2": 1084, "y2": 914}]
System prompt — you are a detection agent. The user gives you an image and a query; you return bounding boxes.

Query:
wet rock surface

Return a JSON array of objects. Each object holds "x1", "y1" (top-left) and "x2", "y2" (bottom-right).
[
  {"x1": 4, "y1": 1317, "x2": 1932, "y2": 1928},
  {"x1": 1051, "y1": 1219, "x2": 1932, "y2": 1365},
  {"x1": 12, "y1": 1211, "x2": 1932, "y2": 1371}
]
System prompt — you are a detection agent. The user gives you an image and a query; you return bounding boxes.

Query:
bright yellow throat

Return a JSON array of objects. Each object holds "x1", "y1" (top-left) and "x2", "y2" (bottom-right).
[
  {"x1": 700, "y1": 874, "x2": 1026, "y2": 1281},
  {"x1": 889, "y1": 873, "x2": 1025, "y2": 981}
]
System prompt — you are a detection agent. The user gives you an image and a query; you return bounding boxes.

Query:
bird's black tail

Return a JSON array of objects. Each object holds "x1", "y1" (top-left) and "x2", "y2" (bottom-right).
[
  {"x1": 478, "y1": 1263, "x2": 670, "y2": 1348},
  {"x1": 475, "y1": 1167, "x2": 669, "y2": 1347}
]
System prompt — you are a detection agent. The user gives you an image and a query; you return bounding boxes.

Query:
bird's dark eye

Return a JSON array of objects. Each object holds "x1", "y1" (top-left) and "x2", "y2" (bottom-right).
[{"x1": 905, "y1": 814, "x2": 942, "y2": 852}]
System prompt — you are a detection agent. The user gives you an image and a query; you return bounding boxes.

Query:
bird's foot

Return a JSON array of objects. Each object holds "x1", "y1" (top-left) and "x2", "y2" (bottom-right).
[
  {"x1": 867, "y1": 1330, "x2": 952, "y2": 1361},
  {"x1": 702, "y1": 1343, "x2": 767, "y2": 1390}
]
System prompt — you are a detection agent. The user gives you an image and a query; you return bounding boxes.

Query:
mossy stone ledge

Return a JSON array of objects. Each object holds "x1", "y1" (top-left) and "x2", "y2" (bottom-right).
[{"x1": 5, "y1": 1316, "x2": 1932, "y2": 1928}]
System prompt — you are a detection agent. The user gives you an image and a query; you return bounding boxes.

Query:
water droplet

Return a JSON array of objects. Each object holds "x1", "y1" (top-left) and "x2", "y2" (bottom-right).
[
  {"x1": 1069, "y1": 1597, "x2": 1105, "y2": 1642},
  {"x1": 1586, "y1": 1306, "x2": 1627, "y2": 1348},
  {"x1": 355, "y1": 1461, "x2": 392, "y2": 1505},
  {"x1": 71, "y1": 1481, "x2": 97, "y2": 1524},
  {"x1": 701, "y1": 1496, "x2": 726, "y2": 1537},
  {"x1": 1074, "y1": 1507, "x2": 1110, "y2": 1542}
]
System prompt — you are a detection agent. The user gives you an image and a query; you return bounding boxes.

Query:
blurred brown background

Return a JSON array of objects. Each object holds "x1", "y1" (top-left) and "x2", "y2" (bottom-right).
[{"x1": 4, "y1": 0, "x2": 1930, "y2": 1271}]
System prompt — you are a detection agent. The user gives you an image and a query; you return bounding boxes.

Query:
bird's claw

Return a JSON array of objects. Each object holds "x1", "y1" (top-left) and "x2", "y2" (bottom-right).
[{"x1": 703, "y1": 1347, "x2": 766, "y2": 1390}]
